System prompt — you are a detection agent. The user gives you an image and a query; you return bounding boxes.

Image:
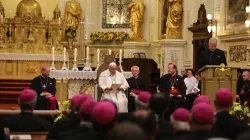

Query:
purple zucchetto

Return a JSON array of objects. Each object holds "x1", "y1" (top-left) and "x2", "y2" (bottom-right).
[
  {"x1": 19, "y1": 89, "x2": 37, "y2": 104},
  {"x1": 191, "y1": 103, "x2": 214, "y2": 124},
  {"x1": 91, "y1": 101, "x2": 117, "y2": 125}
]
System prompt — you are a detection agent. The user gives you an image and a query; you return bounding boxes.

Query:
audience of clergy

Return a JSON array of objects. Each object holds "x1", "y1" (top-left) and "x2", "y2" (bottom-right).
[
  {"x1": 127, "y1": 65, "x2": 148, "y2": 112},
  {"x1": 3, "y1": 63, "x2": 250, "y2": 140},
  {"x1": 198, "y1": 38, "x2": 227, "y2": 69},
  {"x1": 2, "y1": 89, "x2": 52, "y2": 132}
]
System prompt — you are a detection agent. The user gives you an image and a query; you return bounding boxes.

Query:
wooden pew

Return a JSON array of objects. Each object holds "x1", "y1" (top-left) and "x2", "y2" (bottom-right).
[
  {"x1": 4, "y1": 127, "x2": 48, "y2": 140},
  {"x1": 0, "y1": 110, "x2": 57, "y2": 124}
]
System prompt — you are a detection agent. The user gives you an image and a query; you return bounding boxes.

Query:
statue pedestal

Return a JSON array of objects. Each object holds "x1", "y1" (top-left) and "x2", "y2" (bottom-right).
[
  {"x1": 122, "y1": 41, "x2": 150, "y2": 58},
  {"x1": 159, "y1": 39, "x2": 187, "y2": 75}
]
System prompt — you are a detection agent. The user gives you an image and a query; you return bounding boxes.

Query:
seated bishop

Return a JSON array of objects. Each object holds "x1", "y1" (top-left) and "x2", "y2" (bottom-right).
[
  {"x1": 30, "y1": 66, "x2": 57, "y2": 110},
  {"x1": 127, "y1": 66, "x2": 147, "y2": 112},
  {"x1": 98, "y1": 62, "x2": 129, "y2": 113}
]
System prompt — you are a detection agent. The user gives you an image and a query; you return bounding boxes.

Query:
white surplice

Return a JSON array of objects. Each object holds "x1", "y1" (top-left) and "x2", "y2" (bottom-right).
[{"x1": 98, "y1": 70, "x2": 129, "y2": 113}]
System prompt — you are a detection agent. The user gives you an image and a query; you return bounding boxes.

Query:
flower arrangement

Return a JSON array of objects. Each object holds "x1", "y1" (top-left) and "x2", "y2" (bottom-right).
[
  {"x1": 230, "y1": 102, "x2": 250, "y2": 123},
  {"x1": 170, "y1": 89, "x2": 180, "y2": 95},
  {"x1": 54, "y1": 100, "x2": 71, "y2": 122},
  {"x1": 90, "y1": 31, "x2": 130, "y2": 44},
  {"x1": 65, "y1": 24, "x2": 77, "y2": 38}
]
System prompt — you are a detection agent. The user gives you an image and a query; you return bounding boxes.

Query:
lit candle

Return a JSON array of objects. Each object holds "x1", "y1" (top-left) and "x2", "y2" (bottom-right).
[
  {"x1": 52, "y1": 47, "x2": 55, "y2": 62},
  {"x1": 63, "y1": 47, "x2": 66, "y2": 62},
  {"x1": 119, "y1": 49, "x2": 122, "y2": 62},
  {"x1": 109, "y1": 49, "x2": 111, "y2": 55},
  {"x1": 9, "y1": 10, "x2": 12, "y2": 17},
  {"x1": 86, "y1": 46, "x2": 89, "y2": 60},
  {"x1": 48, "y1": 12, "x2": 51, "y2": 20},
  {"x1": 58, "y1": 17, "x2": 61, "y2": 26},
  {"x1": 74, "y1": 48, "x2": 77, "y2": 62},
  {"x1": 97, "y1": 49, "x2": 100, "y2": 62}
]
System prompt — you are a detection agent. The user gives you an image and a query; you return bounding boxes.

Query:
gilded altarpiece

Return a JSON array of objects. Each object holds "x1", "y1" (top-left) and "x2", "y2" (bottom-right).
[{"x1": 102, "y1": 0, "x2": 132, "y2": 28}]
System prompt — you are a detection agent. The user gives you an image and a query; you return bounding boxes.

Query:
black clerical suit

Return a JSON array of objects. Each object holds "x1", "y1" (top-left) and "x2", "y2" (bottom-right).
[
  {"x1": 239, "y1": 80, "x2": 250, "y2": 105},
  {"x1": 180, "y1": 130, "x2": 213, "y2": 140},
  {"x1": 212, "y1": 111, "x2": 249, "y2": 139},
  {"x1": 47, "y1": 112, "x2": 80, "y2": 139},
  {"x1": 198, "y1": 48, "x2": 227, "y2": 69},
  {"x1": 30, "y1": 75, "x2": 56, "y2": 110},
  {"x1": 158, "y1": 74, "x2": 187, "y2": 120},
  {"x1": 127, "y1": 76, "x2": 148, "y2": 112},
  {"x1": 58, "y1": 123, "x2": 92, "y2": 140},
  {"x1": 2, "y1": 111, "x2": 52, "y2": 132}
]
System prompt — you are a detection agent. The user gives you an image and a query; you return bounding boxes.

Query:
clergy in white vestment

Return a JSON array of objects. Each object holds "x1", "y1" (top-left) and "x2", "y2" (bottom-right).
[{"x1": 98, "y1": 62, "x2": 129, "y2": 113}]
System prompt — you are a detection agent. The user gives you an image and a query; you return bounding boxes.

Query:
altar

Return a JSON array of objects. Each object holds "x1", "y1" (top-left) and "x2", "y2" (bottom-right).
[{"x1": 50, "y1": 70, "x2": 132, "y2": 102}]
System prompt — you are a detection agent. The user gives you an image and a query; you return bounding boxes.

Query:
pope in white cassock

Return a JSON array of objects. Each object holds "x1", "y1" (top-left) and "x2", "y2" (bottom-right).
[{"x1": 98, "y1": 62, "x2": 129, "y2": 112}]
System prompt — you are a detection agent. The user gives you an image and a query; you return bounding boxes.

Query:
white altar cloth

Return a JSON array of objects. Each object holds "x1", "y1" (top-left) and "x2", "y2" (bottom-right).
[
  {"x1": 50, "y1": 70, "x2": 132, "y2": 79},
  {"x1": 49, "y1": 70, "x2": 132, "y2": 99},
  {"x1": 0, "y1": 53, "x2": 68, "y2": 61}
]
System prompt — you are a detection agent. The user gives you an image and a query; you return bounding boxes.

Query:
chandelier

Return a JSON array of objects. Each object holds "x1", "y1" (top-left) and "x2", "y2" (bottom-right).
[
  {"x1": 245, "y1": 6, "x2": 250, "y2": 28},
  {"x1": 207, "y1": 14, "x2": 216, "y2": 33}
]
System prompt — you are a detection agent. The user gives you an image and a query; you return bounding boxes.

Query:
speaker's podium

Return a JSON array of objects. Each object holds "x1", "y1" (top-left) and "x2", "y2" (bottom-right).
[{"x1": 199, "y1": 64, "x2": 238, "y2": 107}]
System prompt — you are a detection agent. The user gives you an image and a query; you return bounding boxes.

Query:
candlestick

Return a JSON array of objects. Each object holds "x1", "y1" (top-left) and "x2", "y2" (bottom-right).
[
  {"x1": 74, "y1": 48, "x2": 77, "y2": 62},
  {"x1": 48, "y1": 12, "x2": 51, "y2": 20},
  {"x1": 52, "y1": 47, "x2": 55, "y2": 62},
  {"x1": 109, "y1": 49, "x2": 111, "y2": 55},
  {"x1": 119, "y1": 49, "x2": 122, "y2": 62},
  {"x1": 0, "y1": 15, "x2": 3, "y2": 23},
  {"x1": 58, "y1": 17, "x2": 61, "y2": 26},
  {"x1": 86, "y1": 46, "x2": 89, "y2": 60},
  {"x1": 63, "y1": 47, "x2": 66, "y2": 62},
  {"x1": 97, "y1": 49, "x2": 100, "y2": 62}
]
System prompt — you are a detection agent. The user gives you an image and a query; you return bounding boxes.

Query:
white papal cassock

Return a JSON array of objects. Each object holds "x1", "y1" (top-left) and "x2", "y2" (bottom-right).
[{"x1": 99, "y1": 70, "x2": 129, "y2": 113}]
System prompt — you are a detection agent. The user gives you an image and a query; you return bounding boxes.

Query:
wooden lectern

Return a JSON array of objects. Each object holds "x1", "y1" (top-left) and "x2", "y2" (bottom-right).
[{"x1": 199, "y1": 64, "x2": 238, "y2": 107}]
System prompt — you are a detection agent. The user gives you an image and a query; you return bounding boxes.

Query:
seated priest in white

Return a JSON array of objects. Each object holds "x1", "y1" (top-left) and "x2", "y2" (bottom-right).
[{"x1": 98, "y1": 62, "x2": 129, "y2": 113}]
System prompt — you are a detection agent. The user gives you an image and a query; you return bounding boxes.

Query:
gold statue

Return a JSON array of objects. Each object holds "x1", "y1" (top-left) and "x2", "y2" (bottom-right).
[
  {"x1": 127, "y1": 0, "x2": 145, "y2": 41},
  {"x1": 64, "y1": 0, "x2": 82, "y2": 28},
  {"x1": 164, "y1": 0, "x2": 183, "y2": 39},
  {"x1": 215, "y1": 63, "x2": 231, "y2": 78}
]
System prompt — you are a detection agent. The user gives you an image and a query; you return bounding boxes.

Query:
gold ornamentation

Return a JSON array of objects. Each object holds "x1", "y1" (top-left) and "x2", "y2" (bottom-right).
[
  {"x1": 64, "y1": 0, "x2": 82, "y2": 29},
  {"x1": 127, "y1": 0, "x2": 145, "y2": 41},
  {"x1": 79, "y1": 80, "x2": 96, "y2": 98},
  {"x1": 164, "y1": 0, "x2": 183, "y2": 39},
  {"x1": 171, "y1": 51, "x2": 178, "y2": 65},
  {"x1": 224, "y1": 0, "x2": 249, "y2": 34},
  {"x1": 23, "y1": 62, "x2": 39, "y2": 73},
  {"x1": 16, "y1": 0, "x2": 42, "y2": 18},
  {"x1": 229, "y1": 45, "x2": 246, "y2": 62},
  {"x1": 215, "y1": 63, "x2": 231, "y2": 78}
]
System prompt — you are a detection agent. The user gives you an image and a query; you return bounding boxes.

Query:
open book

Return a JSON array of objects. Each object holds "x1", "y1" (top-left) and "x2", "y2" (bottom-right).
[{"x1": 192, "y1": 87, "x2": 200, "y2": 93}]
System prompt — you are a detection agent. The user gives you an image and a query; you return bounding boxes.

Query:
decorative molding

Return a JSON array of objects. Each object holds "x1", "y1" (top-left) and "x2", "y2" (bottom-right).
[
  {"x1": 229, "y1": 45, "x2": 247, "y2": 62},
  {"x1": 159, "y1": 39, "x2": 187, "y2": 47},
  {"x1": 218, "y1": 33, "x2": 250, "y2": 42}
]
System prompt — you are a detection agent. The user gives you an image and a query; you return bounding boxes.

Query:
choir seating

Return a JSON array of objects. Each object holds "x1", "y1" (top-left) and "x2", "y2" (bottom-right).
[{"x1": 0, "y1": 110, "x2": 57, "y2": 124}]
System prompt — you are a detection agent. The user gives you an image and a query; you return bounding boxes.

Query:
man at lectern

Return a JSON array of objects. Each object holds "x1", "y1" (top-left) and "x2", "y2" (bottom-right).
[
  {"x1": 198, "y1": 38, "x2": 227, "y2": 69},
  {"x1": 30, "y1": 66, "x2": 57, "y2": 110}
]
